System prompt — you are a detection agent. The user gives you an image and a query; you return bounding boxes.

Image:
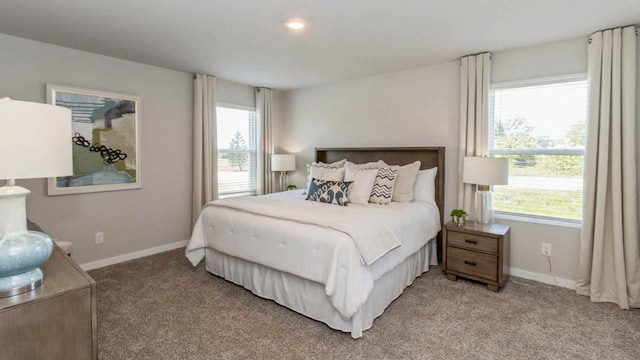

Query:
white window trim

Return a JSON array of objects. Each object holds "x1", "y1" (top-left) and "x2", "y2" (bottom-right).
[
  {"x1": 495, "y1": 212, "x2": 582, "y2": 229},
  {"x1": 490, "y1": 73, "x2": 587, "y2": 226},
  {"x1": 216, "y1": 103, "x2": 258, "y2": 197}
]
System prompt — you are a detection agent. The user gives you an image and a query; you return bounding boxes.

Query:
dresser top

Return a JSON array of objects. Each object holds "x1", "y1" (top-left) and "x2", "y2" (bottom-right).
[
  {"x1": 0, "y1": 246, "x2": 92, "y2": 310},
  {"x1": 445, "y1": 220, "x2": 510, "y2": 237}
]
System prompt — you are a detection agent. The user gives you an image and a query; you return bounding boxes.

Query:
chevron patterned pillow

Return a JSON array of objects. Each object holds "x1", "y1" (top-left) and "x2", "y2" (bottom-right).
[{"x1": 369, "y1": 165, "x2": 399, "y2": 205}]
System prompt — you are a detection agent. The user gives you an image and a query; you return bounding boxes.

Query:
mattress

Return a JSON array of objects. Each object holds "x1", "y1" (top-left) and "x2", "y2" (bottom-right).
[{"x1": 186, "y1": 190, "x2": 441, "y2": 337}]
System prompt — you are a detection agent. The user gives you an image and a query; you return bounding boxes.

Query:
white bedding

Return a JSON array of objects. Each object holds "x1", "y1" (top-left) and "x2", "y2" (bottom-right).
[{"x1": 186, "y1": 189, "x2": 441, "y2": 320}]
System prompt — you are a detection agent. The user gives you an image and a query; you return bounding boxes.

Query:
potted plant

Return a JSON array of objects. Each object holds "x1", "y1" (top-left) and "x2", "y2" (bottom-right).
[
  {"x1": 450, "y1": 209, "x2": 468, "y2": 227},
  {"x1": 287, "y1": 184, "x2": 298, "y2": 191}
]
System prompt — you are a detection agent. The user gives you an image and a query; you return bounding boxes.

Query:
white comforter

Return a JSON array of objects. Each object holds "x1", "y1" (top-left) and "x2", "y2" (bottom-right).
[{"x1": 186, "y1": 190, "x2": 440, "y2": 319}]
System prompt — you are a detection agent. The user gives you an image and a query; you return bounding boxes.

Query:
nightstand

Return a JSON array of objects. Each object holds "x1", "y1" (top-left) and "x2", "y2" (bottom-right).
[{"x1": 443, "y1": 221, "x2": 510, "y2": 292}]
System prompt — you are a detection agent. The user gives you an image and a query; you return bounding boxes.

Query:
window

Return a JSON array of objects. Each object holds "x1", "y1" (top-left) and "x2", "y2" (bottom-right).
[
  {"x1": 489, "y1": 75, "x2": 587, "y2": 222},
  {"x1": 216, "y1": 104, "x2": 258, "y2": 197}
]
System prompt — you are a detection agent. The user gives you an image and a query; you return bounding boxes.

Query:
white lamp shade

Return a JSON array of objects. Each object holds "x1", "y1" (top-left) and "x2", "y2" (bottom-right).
[
  {"x1": 462, "y1": 156, "x2": 509, "y2": 186},
  {"x1": 0, "y1": 99, "x2": 73, "y2": 180},
  {"x1": 271, "y1": 154, "x2": 296, "y2": 172}
]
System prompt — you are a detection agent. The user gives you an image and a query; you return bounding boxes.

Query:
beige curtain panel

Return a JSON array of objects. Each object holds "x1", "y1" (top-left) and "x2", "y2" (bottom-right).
[
  {"x1": 192, "y1": 74, "x2": 218, "y2": 224},
  {"x1": 256, "y1": 87, "x2": 276, "y2": 195},
  {"x1": 577, "y1": 26, "x2": 639, "y2": 309},
  {"x1": 457, "y1": 52, "x2": 491, "y2": 218}
]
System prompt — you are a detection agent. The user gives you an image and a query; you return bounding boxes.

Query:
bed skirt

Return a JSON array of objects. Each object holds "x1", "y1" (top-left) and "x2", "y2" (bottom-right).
[{"x1": 204, "y1": 238, "x2": 438, "y2": 338}]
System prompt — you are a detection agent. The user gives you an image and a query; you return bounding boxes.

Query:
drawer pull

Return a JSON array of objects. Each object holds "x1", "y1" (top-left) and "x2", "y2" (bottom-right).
[
  {"x1": 464, "y1": 260, "x2": 477, "y2": 266},
  {"x1": 465, "y1": 239, "x2": 478, "y2": 244}
]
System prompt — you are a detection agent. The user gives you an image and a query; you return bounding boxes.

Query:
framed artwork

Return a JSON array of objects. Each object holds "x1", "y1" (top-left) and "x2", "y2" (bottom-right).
[{"x1": 47, "y1": 84, "x2": 142, "y2": 195}]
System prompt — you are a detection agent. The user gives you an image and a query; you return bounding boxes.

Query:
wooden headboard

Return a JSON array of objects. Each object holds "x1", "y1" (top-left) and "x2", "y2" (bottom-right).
[{"x1": 316, "y1": 147, "x2": 445, "y2": 259}]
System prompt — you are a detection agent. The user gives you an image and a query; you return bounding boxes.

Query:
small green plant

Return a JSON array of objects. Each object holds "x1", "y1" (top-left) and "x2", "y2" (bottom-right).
[
  {"x1": 450, "y1": 209, "x2": 468, "y2": 226},
  {"x1": 450, "y1": 209, "x2": 468, "y2": 218},
  {"x1": 287, "y1": 184, "x2": 297, "y2": 191}
]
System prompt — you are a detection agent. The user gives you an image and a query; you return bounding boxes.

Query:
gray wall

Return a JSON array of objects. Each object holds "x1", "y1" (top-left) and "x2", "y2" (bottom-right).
[
  {"x1": 216, "y1": 79, "x2": 283, "y2": 150},
  {"x1": 279, "y1": 36, "x2": 640, "y2": 283},
  {"x1": 0, "y1": 33, "x2": 193, "y2": 265},
  {"x1": 0, "y1": 34, "x2": 263, "y2": 266},
  {"x1": 217, "y1": 78, "x2": 256, "y2": 108},
  {"x1": 1, "y1": 30, "x2": 636, "y2": 277},
  {"x1": 489, "y1": 38, "x2": 587, "y2": 283},
  {"x1": 280, "y1": 60, "x2": 460, "y2": 211}
]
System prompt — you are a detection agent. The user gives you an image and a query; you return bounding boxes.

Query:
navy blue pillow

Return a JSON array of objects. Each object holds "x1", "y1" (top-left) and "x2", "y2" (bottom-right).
[{"x1": 305, "y1": 178, "x2": 353, "y2": 206}]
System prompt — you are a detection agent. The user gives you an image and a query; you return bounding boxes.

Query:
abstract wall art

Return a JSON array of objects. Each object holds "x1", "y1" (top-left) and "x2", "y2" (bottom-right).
[{"x1": 47, "y1": 84, "x2": 142, "y2": 195}]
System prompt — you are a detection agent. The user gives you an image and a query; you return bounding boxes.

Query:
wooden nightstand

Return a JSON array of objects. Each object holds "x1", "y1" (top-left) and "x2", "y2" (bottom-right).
[{"x1": 443, "y1": 221, "x2": 510, "y2": 292}]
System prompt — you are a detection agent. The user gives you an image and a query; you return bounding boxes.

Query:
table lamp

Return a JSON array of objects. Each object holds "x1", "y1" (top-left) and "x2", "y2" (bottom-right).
[
  {"x1": 462, "y1": 156, "x2": 509, "y2": 224},
  {"x1": 0, "y1": 97, "x2": 72, "y2": 297},
  {"x1": 271, "y1": 154, "x2": 296, "y2": 192}
]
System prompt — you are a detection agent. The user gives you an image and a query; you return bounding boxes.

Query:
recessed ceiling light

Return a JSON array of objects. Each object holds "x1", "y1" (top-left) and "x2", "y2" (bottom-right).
[{"x1": 285, "y1": 18, "x2": 306, "y2": 30}]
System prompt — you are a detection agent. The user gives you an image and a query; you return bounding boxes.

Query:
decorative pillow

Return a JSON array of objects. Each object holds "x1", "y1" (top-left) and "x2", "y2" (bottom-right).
[
  {"x1": 305, "y1": 178, "x2": 352, "y2": 206},
  {"x1": 344, "y1": 168, "x2": 378, "y2": 205},
  {"x1": 369, "y1": 166, "x2": 399, "y2": 205},
  {"x1": 305, "y1": 159, "x2": 347, "y2": 189},
  {"x1": 389, "y1": 160, "x2": 421, "y2": 202},
  {"x1": 344, "y1": 160, "x2": 385, "y2": 172},
  {"x1": 413, "y1": 167, "x2": 438, "y2": 203},
  {"x1": 308, "y1": 166, "x2": 345, "y2": 187}
]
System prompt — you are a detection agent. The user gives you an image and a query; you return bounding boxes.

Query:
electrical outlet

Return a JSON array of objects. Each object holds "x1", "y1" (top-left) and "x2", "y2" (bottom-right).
[
  {"x1": 541, "y1": 243, "x2": 552, "y2": 256},
  {"x1": 95, "y1": 232, "x2": 104, "y2": 244}
]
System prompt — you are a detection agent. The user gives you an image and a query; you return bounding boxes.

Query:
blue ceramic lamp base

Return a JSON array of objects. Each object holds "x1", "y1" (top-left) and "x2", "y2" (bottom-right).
[{"x1": 0, "y1": 183, "x2": 53, "y2": 298}]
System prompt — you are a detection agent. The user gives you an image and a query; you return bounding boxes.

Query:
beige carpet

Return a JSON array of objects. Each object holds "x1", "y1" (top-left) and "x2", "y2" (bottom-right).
[{"x1": 89, "y1": 249, "x2": 640, "y2": 360}]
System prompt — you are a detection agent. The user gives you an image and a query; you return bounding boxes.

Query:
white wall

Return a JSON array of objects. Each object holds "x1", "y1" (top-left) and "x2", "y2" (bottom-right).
[
  {"x1": 0, "y1": 34, "x2": 194, "y2": 265},
  {"x1": 279, "y1": 36, "x2": 639, "y2": 285}
]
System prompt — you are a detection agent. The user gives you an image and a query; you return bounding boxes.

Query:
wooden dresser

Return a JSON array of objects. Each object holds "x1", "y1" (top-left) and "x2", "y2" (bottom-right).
[
  {"x1": 0, "y1": 243, "x2": 97, "y2": 360},
  {"x1": 443, "y1": 221, "x2": 510, "y2": 292}
]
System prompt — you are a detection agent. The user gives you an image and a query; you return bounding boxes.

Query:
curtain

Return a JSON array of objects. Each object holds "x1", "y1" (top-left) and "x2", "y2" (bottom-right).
[
  {"x1": 458, "y1": 52, "x2": 492, "y2": 218},
  {"x1": 576, "y1": 26, "x2": 639, "y2": 309},
  {"x1": 256, "y1": 88, "x2": 276, "y2": 194},
  {"x1": 192, "y1": 74, "x2": 218, "y2": 224}
]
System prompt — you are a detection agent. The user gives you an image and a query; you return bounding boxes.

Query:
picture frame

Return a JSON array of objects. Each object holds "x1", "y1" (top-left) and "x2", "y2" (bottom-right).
[{"x1": 47, "y1": 84, "x2": 142, "y2": 195}]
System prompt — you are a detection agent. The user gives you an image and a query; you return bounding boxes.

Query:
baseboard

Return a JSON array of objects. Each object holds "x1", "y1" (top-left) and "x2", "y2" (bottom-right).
[
  {"x1": 78, "y1": 241, "x2": 577, "y2": 290},
  {"x1": 508, "y1": 267, "x2": 576, "y2": 290},
  {"x1": 80, "y1": 240, "x2": 188, "y2": 271}
]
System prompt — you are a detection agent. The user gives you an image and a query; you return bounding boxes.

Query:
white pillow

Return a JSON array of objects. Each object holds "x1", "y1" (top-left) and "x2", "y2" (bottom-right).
[
  {"x1": 344, "y1": 168, "x2": 378, "y2": 205},
  {"x1": 305, "y1": 159, "x2": 346, "y2": 189},
  {"x1": 413, "y1": 167, "x2": 438, "y2": 203},
  {"x1": 344, "y1": 160, "x2": 385, "y2": 170},
  {"x1": 308, "y1": 166, "x2": 345, "y2": 186},
  {"x1": 389, "y1": 160, "x2": 421, "y2": 202}
]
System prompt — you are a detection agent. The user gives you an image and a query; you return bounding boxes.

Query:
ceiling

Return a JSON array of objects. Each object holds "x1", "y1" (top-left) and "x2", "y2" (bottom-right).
[{"x1": 0, "y1": 0, "x2": 638, "y2": 91}]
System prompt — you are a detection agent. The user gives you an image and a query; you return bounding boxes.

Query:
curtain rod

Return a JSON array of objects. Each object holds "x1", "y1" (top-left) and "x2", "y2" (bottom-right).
[
  {"x1": 591, "y1": 25, "x2": 638, "y2": 35},
  {"x1": 192, "y1": 73, "x2": 216, "y2": 79}
]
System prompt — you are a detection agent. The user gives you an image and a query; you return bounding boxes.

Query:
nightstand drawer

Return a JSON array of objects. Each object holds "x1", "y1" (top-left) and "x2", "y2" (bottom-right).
[
  {"x1": 447, "y1": 247, "x2": 497, "y2": 281},
  {"x1": 448, "y1": 231, "x2": 498, "y2": 253}
]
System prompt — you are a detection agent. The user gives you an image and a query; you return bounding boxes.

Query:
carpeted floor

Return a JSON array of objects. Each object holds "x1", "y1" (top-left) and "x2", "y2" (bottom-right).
[{"x1": 89, "y1": 249, "x2": 640, "y2": 360}]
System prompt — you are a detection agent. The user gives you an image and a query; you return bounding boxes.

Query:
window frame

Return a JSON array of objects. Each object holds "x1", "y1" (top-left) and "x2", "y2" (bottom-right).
[
  {"x1": 216, "y1": 102, "x2": 258, "y2": 198},
  {"x1": 489, "y1": 73, "x2": 587, "y2": 226}
]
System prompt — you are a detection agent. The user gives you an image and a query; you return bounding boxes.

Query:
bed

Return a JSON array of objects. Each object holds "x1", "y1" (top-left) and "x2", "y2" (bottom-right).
[{"x1": 186, "y1": 147, "x2": 445, "y2": 338}]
